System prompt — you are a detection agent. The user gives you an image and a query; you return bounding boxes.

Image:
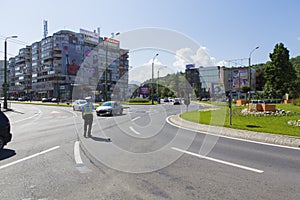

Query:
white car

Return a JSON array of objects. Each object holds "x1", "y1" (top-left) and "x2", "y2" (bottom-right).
[
  {"x1": 72, "y1": 99, "x2": 87, "y2": 111},
  {"x1": 96, "y1": 101, "x2": 123, "y2": 116}
]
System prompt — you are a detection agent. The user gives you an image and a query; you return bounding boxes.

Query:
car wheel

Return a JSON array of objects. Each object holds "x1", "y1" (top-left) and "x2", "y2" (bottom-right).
[
  {"x1": 0, "y1": 137, "x2": 4, "y2": 150},
  {"x1": 119, "y1": 108, "x2": 123, "y2": 115},
  {"x1": 73, "y1": 106, "x2": 75, "y2": 111}
]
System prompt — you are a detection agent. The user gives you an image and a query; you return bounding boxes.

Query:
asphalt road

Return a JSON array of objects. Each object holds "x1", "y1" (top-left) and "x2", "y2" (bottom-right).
[{"x1": 0, "y1": 102, "x2": 299, "y2": 200}]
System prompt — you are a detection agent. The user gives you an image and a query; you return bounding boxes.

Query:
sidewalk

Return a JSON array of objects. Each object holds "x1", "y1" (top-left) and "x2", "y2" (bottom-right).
[{"x1": 168, "y1": 114, "x2": 300, "y2": 148}]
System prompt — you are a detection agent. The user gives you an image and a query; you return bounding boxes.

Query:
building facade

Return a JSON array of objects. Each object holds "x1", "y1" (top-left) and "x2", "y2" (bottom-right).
[
  {"x1": 0, "y1": 60, "x2": 5, "y2": 96},
  {"x1": 7, "y1": 29, "x2": 129, "y2": 102}
]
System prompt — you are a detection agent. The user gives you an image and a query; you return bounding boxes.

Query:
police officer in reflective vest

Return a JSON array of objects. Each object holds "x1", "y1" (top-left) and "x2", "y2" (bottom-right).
[{"x1": 82, "y1": 96, "x2": 94, "y2": 137}]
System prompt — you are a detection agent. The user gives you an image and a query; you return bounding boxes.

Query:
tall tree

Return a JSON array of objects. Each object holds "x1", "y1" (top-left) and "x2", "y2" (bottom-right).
[{"x1": 263, "y1": 43, "x2": 297, "y2": 99}]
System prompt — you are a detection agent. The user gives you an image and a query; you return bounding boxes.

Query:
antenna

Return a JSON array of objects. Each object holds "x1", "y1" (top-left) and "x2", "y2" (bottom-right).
[{"x1": 43, "y1": 20, "x2": 48, "y2": 38}]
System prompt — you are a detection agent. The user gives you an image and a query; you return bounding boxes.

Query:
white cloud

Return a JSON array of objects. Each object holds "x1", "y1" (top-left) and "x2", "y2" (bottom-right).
[
  {"x1": 173, "y1": 47, "x2": 217, "y2": 70},
  {"x1": 297, "y1": 37, "x2": 300, "y2": 41},
  {"x1": 129, "y1": 58, "x2": 173, "y2": 84}
]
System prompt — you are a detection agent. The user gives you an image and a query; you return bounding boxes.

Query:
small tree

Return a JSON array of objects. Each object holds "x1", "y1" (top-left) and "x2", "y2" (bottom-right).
[{"x1": 263, "y1": 43, "x2": 297, "y2": 99}]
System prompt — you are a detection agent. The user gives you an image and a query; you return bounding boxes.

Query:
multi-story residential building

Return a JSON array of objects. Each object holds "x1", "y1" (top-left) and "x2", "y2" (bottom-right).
[
  {"x1": 8, "y1": 46, "x2": 31, "y2": 98},
  {"x1": 7, "y1": 29, "x2": 129, "y2": 102},
  {"x1": 0, "y1": 60, "x2": 5, "y2": 96}
]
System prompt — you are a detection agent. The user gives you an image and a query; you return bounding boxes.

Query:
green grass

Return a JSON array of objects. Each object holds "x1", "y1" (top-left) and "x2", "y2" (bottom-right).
[
  {"x1": 122, "y1": 101, "x2": 158, "y2": 105},
  {"x1": 180, "y1": 104, "x2": 300, "y2": 137}
]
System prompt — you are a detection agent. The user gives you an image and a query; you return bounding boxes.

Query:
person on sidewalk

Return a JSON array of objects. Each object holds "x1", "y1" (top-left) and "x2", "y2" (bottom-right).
[{"x1": 81, "y1": 96, "x2": 95, "y2": 137}]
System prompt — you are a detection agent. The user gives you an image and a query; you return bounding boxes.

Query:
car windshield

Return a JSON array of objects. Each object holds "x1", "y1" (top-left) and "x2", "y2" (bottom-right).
[
  {"x1": 102, "y1": 102, "x2": 112, "y2": 106},
  {"x1": 79, "y1": 100, "x2": 86, "y2": 104}
]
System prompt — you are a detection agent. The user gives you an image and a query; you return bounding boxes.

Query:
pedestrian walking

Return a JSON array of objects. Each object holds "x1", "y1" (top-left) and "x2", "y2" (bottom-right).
[{"x1": 81, "y1": 96, "x2": 95, "y2": 137}]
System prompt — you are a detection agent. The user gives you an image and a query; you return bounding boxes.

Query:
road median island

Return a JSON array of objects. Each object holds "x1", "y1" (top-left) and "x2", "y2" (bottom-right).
[{"x1": 169, "y1": 114, "x2": 300, "y2": 148}]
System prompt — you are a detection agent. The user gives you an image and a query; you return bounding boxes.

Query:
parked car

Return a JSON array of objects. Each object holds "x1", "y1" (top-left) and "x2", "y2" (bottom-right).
[
  {"x1": 173, "y1": 98, "x2": 181, "y2": 105},
  {"x1": 42, "y1": 97, "x2": 52, "y2": 102},
  {"x1": 163, "y1": 97, "x2": 169, "y2": 102},
  {"x1": 0, "y1": 111, "x2": 12, "y2": 150},
  {"x1": 96, "y1": 101, "x2": 123, "y2": 116},
  {"x1": 51, "y1": 98, "x2": 59, "y2": 103},
  {"x1": 72, "y1": 99, "x2": 87, "y2": 111}
]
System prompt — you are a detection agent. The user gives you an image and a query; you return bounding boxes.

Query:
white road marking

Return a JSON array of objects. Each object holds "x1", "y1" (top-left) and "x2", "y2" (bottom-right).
[
  {"x1": 166, "y1": 116, "x2": 300, "y2": 151},
  {"x1": 0, "y1": 146, "x2": 60, "y2": 170},
  {"x1": 132, "y1": 116, "x2": 141, "y2": 121},
  {"x1": 172, "y1": 147, "x2": 264, "y2": 174},
  {"x1": 129, "y1": 126, "x2": 141, "y2": 135},
  {"x1": 11, "y1": 109, "x2": 42, "y2": 124},
  {"x1": 74, "y1": 141, "x2": 83, "y2": 164},
  {"x1": 74, "y1": 141, "x2": 92, "y2": 173},
  {"x1": 50, "y1": 111, "x2": 61, "y2": 114}
]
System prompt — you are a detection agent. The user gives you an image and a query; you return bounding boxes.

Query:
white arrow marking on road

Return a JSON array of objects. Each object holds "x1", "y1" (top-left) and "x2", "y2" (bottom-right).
[
  {"x1": 172, "y1": 147, "x2": 264, "y2": 174},
  {"x1": 0, "y1": 146, "x2": 60, "y2": 170}
]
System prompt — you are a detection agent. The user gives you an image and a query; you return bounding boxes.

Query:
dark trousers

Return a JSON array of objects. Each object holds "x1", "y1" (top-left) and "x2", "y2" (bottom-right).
[{"x1": 83, "y1": 114, "x2": 93, "y2": 136}]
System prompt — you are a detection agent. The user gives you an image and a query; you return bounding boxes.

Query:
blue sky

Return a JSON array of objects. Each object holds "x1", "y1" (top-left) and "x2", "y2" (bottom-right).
[{"x1": 1, "y1": 0, "x2": 300, "y2": 82}]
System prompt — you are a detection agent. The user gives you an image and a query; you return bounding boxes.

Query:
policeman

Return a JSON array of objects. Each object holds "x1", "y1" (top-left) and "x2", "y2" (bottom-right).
[{"x1": 81, "y1": 96, "x2": 94, "y2": 137}]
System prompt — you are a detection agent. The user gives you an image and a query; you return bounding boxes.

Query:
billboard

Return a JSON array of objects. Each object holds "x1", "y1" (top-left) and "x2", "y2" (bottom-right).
[
  {"x1": 232, "y1": 68, "x2": 248, "y2": 89},
  {"x1": 80, "y1": 28, "x2": 99, "y2": 44},
  {"x1": 139, "y1": 86, "x2": 150, "y2": 95},
  {"x1": 104, "y1": 37, "x2": 120, "y2": 48}
]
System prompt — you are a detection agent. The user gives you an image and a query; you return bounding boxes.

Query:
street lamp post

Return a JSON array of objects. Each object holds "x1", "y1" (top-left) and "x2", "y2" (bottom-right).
[
  {"x1": 105, "y1": 32, "x2": 120, "y2": 101},
  {"x1": 248, "y1": 46, "x2": 259, "y2": 101},
  {"x1": 157, "y1": 66, "x2": 167, "y2": 101},
  {"x1": 151, "y1": 53, "x2": 159, "y2": 105},
  {"x1": 3, "y1": 35, "x2": 18, "y2": 110}
]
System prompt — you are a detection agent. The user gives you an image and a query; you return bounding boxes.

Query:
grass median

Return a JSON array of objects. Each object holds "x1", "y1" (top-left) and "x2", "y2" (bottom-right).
[{"x1": 180, "y1": 103, "x2": 300, "y2": 137}]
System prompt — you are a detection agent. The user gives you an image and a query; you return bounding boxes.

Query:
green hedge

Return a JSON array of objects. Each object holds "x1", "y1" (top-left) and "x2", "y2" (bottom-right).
[{"x1": 128, "y1": 98, "x2": 150, "y2": 103}]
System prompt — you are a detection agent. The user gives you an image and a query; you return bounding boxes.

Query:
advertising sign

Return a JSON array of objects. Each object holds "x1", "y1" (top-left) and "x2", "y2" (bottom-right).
[
  {"x1": 80, "y1": 28, "x2": 99, "y2": 44},
  {"x1": 232, "y1": 68, "x2": 248, "y2": 89},
  {"x1": 139, "y1": 86, "x2": 150, "y2": 95},
  {"x1": 104, "y1": 37, "x2": 120, "y2": 48}
]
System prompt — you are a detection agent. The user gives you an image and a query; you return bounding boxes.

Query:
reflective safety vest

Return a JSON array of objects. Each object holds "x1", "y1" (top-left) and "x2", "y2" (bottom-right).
[{"x1": 83, "y1": 102, "x2": 93, "y2": 116}]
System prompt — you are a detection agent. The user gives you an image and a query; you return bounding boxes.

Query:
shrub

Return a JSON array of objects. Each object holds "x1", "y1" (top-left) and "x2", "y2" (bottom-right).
[{"x1": 128, "y1": 98, "x2": 150, "y2": 103}]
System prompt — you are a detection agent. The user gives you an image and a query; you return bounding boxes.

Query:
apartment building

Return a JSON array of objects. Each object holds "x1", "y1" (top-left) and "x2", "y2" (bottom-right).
[{"x1": 7, "y1": 29, "x2": 129, "y2": 102}]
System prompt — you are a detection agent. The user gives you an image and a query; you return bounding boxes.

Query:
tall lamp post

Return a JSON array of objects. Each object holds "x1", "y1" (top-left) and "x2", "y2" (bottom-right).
[
  {"x1": 151, "y1": 53, "x2": 159, "y2": 105},
  {"x1": 3, "y1": 35, "x2": 18, "y2": 110},
  {"x1": 105, "y1": 32, "x2": 120, "y2": 101},
  {"x1": 157, "y1": 66, "x2": 167, "y2": 101},
  {"x1": 248, "y1": 46, "x2": 259, "y2": 101}
]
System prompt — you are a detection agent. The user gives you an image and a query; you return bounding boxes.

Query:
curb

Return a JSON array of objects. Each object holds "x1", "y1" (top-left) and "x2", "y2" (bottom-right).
[{"x1": 169, "y1": 114, "x2": 300, "y2": 148}]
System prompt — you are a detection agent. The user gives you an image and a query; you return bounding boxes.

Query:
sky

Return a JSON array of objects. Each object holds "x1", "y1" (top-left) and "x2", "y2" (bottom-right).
[{"x1": 1, "y1": 0, "x2": 300, "y2": 83}]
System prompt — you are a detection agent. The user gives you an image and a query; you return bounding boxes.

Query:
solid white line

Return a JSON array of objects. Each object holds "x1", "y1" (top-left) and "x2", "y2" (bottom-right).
[
  {"x1": 172, "y1": 147, "x2": 264, "y2": 174},
  {"x1": 74, "y1": 141, "x2": 83, "y2": 164},
  {"x1": 166, "y1": 116, "x2": 300, "y2": 151},
  {"x1": 129, "y1": 126, "x2": 141, "y2": 135},
  {"x1": 0, "y1": 146, "x2": 60, "y2": 170},
  {"x1": 132, "y1": 116, "x2": 141, "y2": 121},
  {"x1": 11, "y1": 109, "x2": 42, "y2": 124}
]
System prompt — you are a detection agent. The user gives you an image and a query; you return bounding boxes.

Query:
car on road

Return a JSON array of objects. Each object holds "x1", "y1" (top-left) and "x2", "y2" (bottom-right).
[
  {"x1": 0, "y1": 111, "x2": 12, "y2": 150},
  {"x1": 163, "y1": 97, "x2": 169, "y2": 102},
  {"x1": 96, "y1": 101, "x2": 123, "y2": 116},
  {"x1": 72, "y1": 99, "x2": 87, "y2": 111}
]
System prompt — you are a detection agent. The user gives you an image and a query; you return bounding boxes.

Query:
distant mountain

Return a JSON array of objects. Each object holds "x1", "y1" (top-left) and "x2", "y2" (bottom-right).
[{"x1": 129, "y1": 80, "x2": 141, "y2": 86}]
